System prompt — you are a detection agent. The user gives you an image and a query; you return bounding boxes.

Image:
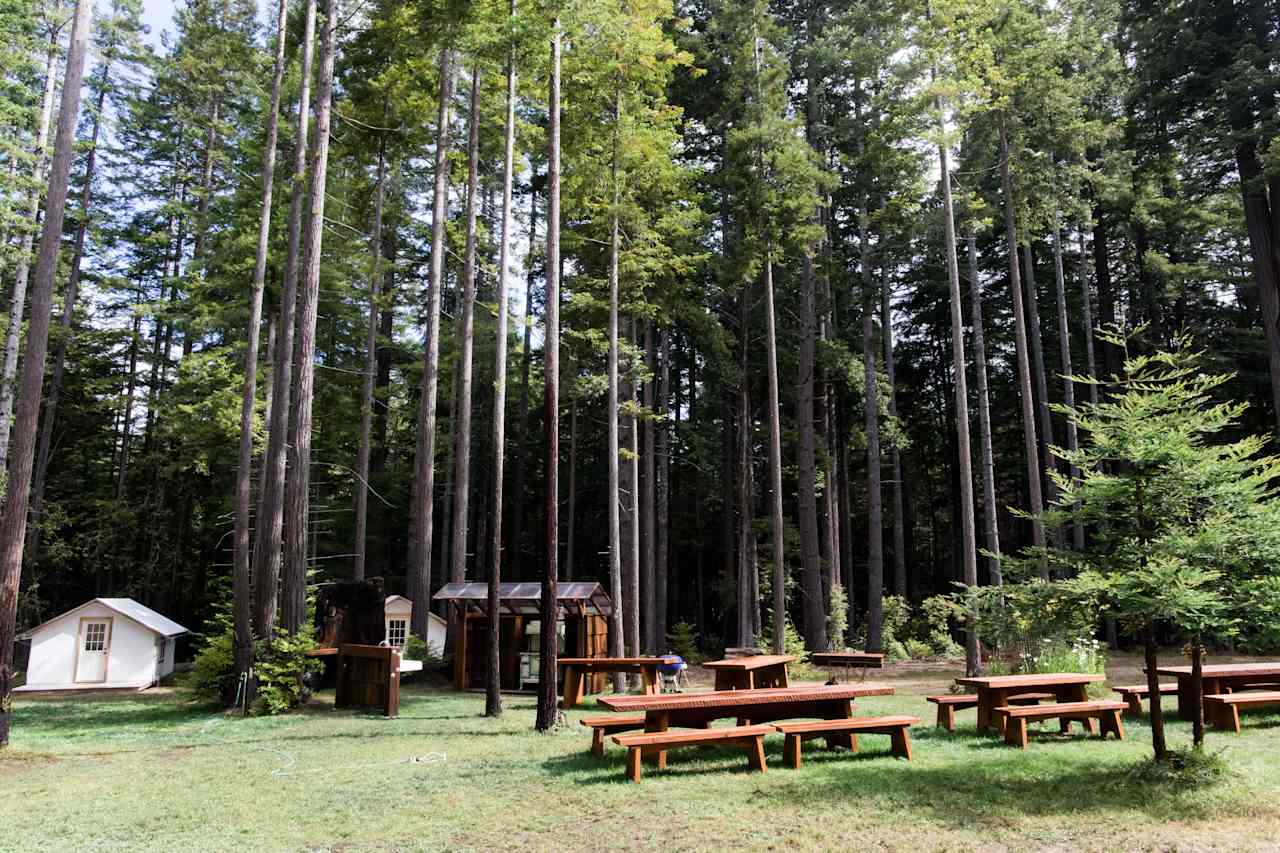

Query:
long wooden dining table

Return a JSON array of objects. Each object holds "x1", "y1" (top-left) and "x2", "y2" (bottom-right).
[
  {"x1": 598, "y1": 684, "x2": 895, "y2": 768},
  {"x1": 953, "y1": 672, "x2": 1105, "y2": 734},
  {"x1": 1154, "y1": 662, "x2": 1280, "y2": 718}
]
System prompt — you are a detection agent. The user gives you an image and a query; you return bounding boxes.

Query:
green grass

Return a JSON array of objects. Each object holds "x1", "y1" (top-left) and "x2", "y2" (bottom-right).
[{"x1": 3, "y1": 661, "x2": 1280, "y2": 852}]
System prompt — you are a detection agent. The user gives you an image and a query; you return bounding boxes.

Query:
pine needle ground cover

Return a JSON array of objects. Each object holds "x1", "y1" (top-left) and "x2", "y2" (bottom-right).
[{"x1": 3, "y1": 657, "x2": 1279, "y2": 852}]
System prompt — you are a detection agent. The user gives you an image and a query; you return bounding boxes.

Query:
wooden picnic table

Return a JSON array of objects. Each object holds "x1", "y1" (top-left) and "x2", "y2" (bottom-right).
[
  {"x1": 703, "y1": 654, "x2": 796, "y2": 690},
  {"x1": 808, "y1": 651, "x2": 884, "y2": 682},
  {"x1": 598, "y1": 684, "x2": 895, "y2": 769},
  {"x1": 954, "y1": 672, "x2": 1105, "y2": 734},
  {"x1": 1154, "y1": 662, "x2": 1280, "y2": 719},
  {"x1": 557, "y1": 656, "x2": 676, "y2": 709}
]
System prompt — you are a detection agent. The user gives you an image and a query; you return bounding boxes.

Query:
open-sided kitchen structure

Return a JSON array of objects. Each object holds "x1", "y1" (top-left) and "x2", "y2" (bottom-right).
[{"x1": 431, "y1": 581, "x2": 613, "y2": 692}]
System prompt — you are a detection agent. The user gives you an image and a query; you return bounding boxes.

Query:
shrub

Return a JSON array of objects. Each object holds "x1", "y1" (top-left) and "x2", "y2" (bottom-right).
[
  {"x1": 879, "y1": 595, "x2": 910, "y2": 647},
  {"x1": 904, "y1": 639, "x2": 934, "y2": 660},
  {"x1": 189, "y1": 629, "x2": 236, "y2": 703},
  {"x1": 666, "y1": 622, "x2": 706, "y2": 665},
  {"x1": 826, "y1": 582, "x2": 848, "y2": 649},
  {"x1": 760, "y1": 615, "x2": 823, "y2": 680},
  {"x1": 190, "y1": 627, "x2": 321, "y2": 715},
  {"x1": 254, "y1": 628, "x2": 323, "y2": 715}
]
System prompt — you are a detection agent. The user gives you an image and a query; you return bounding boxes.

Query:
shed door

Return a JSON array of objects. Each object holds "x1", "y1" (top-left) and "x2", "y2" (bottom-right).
[{"x1": 75, "y1": 618, "x2": 111, "y2": 683}]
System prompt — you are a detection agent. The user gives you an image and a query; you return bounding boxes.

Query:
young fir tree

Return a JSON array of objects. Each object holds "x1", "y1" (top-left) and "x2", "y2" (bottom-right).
[{"x1": 1036, "y1": 332, "x2": 1280, "y2": 762}]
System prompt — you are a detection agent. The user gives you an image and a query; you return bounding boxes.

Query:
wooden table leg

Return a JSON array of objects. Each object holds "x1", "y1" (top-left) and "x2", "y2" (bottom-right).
[
  {"x1": 824, "y1": 699, "x2": 856, "y2": 749},
  {"x1": 987, "y1": 689, "x2": 1009, "y2": 734},
  {"x1": 1065, "y1": 684, "x2": 1097, "y2": 733},
  {"x1": 646, "y1": 711, "x2": 669, "y2": 769},
  {"x1": 779, "y1": 664, "x2": 790, "y2": 688},
  {"x1": 1176, "y1": 675, "x2": 1191, "y2": 719},
  {"x1": 562, "y1": 665, "x2": 581, "y2": 709},
  {"x1": 975, "y1": 688, "x2": 989, "y2": 732},
  {"x1": 641, "y1": 666, "x2": 658, "y2": 695}
]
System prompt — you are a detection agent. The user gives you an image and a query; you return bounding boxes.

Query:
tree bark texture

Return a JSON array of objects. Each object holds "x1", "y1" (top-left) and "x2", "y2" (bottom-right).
[
  {"x1": 252, "y1": 0, "x2": 316, "y2": 636},
  {"x1": 860, "y1": 213, "x2": 883, "y2": 653},
  {"x1": 487, "y1": 0, "x2": 516, "y2": 718},
  {"x1": 354, "y1": 134, "x2": 387, "y2": 580},
  {"x1": 967, "y1": 231, "x2": 1001, "y2": 588},
  {"x1": 0, "y1": 31, "x2": 59, "y2": 477},
  {"x1": 410, "y1": 48, "x2": 454, "y2": 642},
  {"x1": 937, "y1": 126, "x2": 979, "y2": 676},
  {"x1": 281, "y1": 0, "x2": 338, "y2": 635},
  {"x1": 231, "y1": 0, "x2": 288, "y2": 687},
  {"x1": 998, "y1": 116, "x2": 1046, "y2": 565},
  {"x1": 450, "y1": 65, "x2": 482, "y2": 588},
  {"x1": 0, "y1": 0, "x2": 92, "y2": 747},
  {"x1": 535, "y1": 22, "x2": 561, "y2": 733}
]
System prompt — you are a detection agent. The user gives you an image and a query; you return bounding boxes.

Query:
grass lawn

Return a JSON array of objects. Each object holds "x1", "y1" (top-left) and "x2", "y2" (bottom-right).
[{"x1": 4, "y1": 654, "x2": 1280, "y2": 852}]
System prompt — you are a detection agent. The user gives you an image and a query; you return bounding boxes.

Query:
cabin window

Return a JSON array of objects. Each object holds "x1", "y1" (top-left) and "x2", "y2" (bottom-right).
[
  {"x1": 387, "y1": 619, "x2": 407, "y2": 649},
  {"x1": 84, "y1": 622, "x2": 107, "y2": 652}
]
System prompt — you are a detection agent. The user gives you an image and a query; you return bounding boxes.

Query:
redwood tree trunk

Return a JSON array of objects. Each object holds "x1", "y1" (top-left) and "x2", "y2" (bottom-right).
[
  {"x1": 655, "y1": 328, "x2": 670, "y2": 652},
  {"x1": 28, "y1": 57, "x2": 113, "y2": 566},
  {"x1": 605, "y1": 99, "x2": 624, "y2": 675},
  {"x1": 487, "y1": 1, "x2": 516, "y2": 717},
  {"x1": 232, "y1": 0, "x2": 287, "y2": 686},
  {"x1": 763, "y1": 248, "x2": 786, "y2": 655},
  {"x1": 0, "y1": 29, "x2": 59, "y2": 476},
  {"x1": 797, "y1": 248, "x2": 826, "y2": 651},
  {"x1": 1236, "y1": 139, "x2": 1280, "y2": 435},
  {"x1": 861, "y1": 212, "x2": 884, "y2": 653},
  {"x1": 1051, "y1": 222, "x2": 1083, "y2": 550},
  {"x1": 998, "y1": 115, "x2": 1046, "y2": 565},
  {"x1": 641, "y1": 324, "x2": 656, "y2": 652},
  {"x1": 937, "y1": 122, "x2": 979, "y2": 676},
  {"x1": 535, "y1": 21, "x2": 562, "y2": 733},
  {"x1": 282, "y1": 0, "x2": 338, "y2": 635},
  {"x1": 967, "y1": 231, "x2": 1001, "y2": 588},
  {"x1": 410, "y1": 48, "x2": 455, "y2": 642},
  {"x1": 354, "y1": 134, "x2": 387, "y2": 580},
  {"x1": 0, "y1": 0, "x2": 92, "y2": 747},
  {"x1": 252, "y1": 0, "x2": 317, "y2": 636},
  {"x1": 450, "y1": 65, "x2": 482, "y2": 588},
  {"x1": 1021, "y1": 241, "x2": 1059, "y2": 513}
]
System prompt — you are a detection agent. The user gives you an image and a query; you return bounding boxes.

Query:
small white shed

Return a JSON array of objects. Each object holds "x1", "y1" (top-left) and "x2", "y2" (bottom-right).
[
  {"x1": 384, "y1": 595, "x2": 445, "y2": 656},
  {"x1": 16, "y1": 598, "x2": 190, "y2": 692}
]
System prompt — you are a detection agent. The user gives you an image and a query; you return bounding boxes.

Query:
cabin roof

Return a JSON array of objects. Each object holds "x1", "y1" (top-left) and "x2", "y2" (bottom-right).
[
  {"x1": 19, "y1": 598, "x2": 190, "y2": 639},
  {"x1": 432, "y1": 582, "x2": 612, "y2": 617}
]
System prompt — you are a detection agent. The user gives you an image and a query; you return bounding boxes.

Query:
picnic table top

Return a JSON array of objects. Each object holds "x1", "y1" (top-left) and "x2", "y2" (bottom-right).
[
  {"x1": 954, "y1": 672, "x2": 1105, "y2": 690},
  {"x1": 702, "y1": 654, "x2": 797, "y2": 671},
  {"x1": 557, "y1": 656, "x2": 676, "y2": 667},
  {"x1": 809, "y1": 651, "x2": 885, "y2": 662},
  {"x1": 1155, "y1": 662, "x2": 1280, "y2": 678},
  {"x1": 597, "y1": 683, "x2": 893, "y2": 713}
]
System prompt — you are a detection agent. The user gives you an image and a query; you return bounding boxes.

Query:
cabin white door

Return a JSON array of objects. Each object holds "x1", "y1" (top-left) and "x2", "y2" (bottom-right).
[{"x1": 75, "y1": 618, "x2": 111, "y2": 683}]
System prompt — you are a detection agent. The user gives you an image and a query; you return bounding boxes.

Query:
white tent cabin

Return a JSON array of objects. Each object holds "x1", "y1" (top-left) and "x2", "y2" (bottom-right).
[
  {"x1": 383, "y1": 595, "x2": 445, "y2": 657},
  {"x1": 16, "y1": 598, "x2": 189, "y2": 692}
]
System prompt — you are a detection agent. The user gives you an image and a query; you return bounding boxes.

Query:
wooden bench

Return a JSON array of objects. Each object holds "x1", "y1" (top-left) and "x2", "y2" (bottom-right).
[
  {"x1": 612, "y1": 725, "x2": 772, "y2": 783},
  {"x1": 927, "y1": 692, "x2": 1054, "y2": 731},
  {"x1": 773, "y1": 715, "x2": 919, "y2": 767},
  {"x1": 1205, "y1": 691, "x2": 1280, "y2": 733},
  {"x1": 994, "y1": 700, "x2": 1127, "y2": 749},
  {"x1": 580, "y1": 715, "x2": 647, "y2": 757},
  {"x1": 1111, "y1": 683, "x2": 1178, "y2": 717}
]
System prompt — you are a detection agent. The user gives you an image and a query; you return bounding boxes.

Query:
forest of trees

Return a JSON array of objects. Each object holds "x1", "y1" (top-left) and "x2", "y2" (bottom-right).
[{"x1": 0, "y1": 0, "x2": 1277, "y2": 736}]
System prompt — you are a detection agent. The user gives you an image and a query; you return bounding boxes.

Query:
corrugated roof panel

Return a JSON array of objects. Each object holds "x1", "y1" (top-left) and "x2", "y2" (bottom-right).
[
  {"x1": 432, "y1": 582, "x2": 612, "y2": 616},
  {"x1": 98, "y1": 598, "x2": 190, "y2": 636}
]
